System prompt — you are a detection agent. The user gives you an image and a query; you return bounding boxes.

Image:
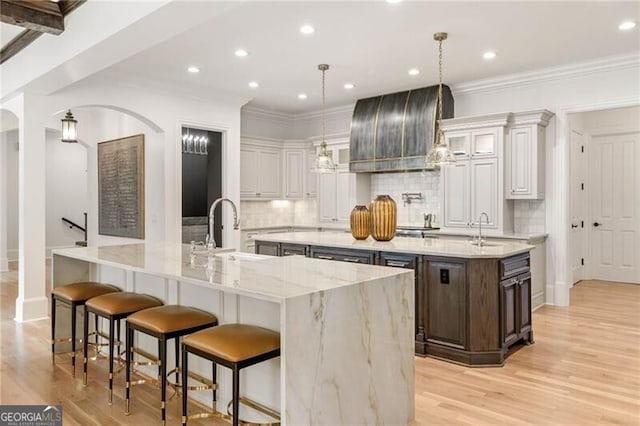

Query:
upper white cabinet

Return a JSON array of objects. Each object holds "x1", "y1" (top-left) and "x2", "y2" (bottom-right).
[
  {"x1": 284, "y1": 150, "x2": 304, "y2": 198},
  {"x1": 304, "y1": 149, "x2": 318, "y2": 198},
  {"x1": 316, "y1": 140, "x2": 371, "y2": 225},
  {"x1": 240, "y1": 140, "x2": 282, "y2": 199},
  {"x1": 440, "y1": 113, "x2": 513, "y2": 235},
  {"x1": 505, "y1": 110, "x2": 553, "y2": 200}
]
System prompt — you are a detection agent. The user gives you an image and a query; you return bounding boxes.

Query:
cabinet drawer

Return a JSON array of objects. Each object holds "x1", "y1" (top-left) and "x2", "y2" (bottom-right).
[
  {"x1": 281, "y1": 243, "x2": 308, "y2": 257},
  {"x1": 500, "y1": 253, "x2": 530, "y2": 279},
  {"x1": 310, "y1": 247, "x2": 376, "y2": 264},
  {"x1": 379, "y1": 253, "x2": 418, "y2": 270}
]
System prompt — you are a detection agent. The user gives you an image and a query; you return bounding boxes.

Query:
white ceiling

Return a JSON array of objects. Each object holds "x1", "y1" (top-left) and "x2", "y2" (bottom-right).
[
  {"x1": 1, "y1": 23, "x2": 25, "y2": 49},
  {"x1": 91, "y1": 1, "x2": 640, "y2": 113}
]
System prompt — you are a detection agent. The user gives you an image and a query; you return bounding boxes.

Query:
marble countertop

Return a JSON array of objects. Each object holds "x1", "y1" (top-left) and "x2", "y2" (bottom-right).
[
  {"x1": 52, "y1": 243, "x2": 411, "y2": 303},
  {"x1": 422, "y1": 230, "x2": 547, "y2": 241},
  {"x1": 254, "y1": 231, "x2": 534, "y2": 259}
]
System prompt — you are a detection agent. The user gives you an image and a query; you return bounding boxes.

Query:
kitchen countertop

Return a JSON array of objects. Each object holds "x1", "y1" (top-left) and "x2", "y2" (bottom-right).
[
  {"x1": 423, "y1": 229, "x2": 547, "y2": 241},
  {"x1": 254, "y1": 231, "x2": 534, "y2": 259},
  {"x1": 52, "y1": 242, "x2": 412, "y2": 303}
]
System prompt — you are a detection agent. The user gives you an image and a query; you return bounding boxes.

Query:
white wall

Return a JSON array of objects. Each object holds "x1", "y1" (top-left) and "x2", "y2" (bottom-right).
[
  {"x1": 1, "y1": 129, "x2": 18, "y2": 264},
  {"x1": 578, "y1": 105, "x2": 640, "y2": 134},
  {"x1": 45, "y1": 129, "x2": 88, "y2": 252}
]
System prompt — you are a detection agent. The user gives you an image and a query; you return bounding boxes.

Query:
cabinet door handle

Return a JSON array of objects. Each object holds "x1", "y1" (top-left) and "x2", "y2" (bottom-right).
[
  {"x1": 317, "y1": 255, "x2": 333, "y2": 260},
  {"x1": 593, "y1": 222, "x2": 601, "y2": 227},
  {"x1": 342, "y1": 257, "x2": 362, "y2": 263},
  {"x1": 386, "y1": 261, "x2": 408, "y2": 268}
]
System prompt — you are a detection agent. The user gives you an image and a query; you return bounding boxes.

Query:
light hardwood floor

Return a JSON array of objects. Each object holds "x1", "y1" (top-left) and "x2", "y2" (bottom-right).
[{"x1": 1, "y1": 264, "x2": 638, "y2": 425}]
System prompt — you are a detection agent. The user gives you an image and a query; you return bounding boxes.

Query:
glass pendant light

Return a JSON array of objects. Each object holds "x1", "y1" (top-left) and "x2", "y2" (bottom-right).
[
  {"x1": 313, "y1": 64, "x2": 336, "y2": 173},
  {"x1": 425, "y1": 32, "x2": 456, "y2": 168},
  {"x1": 61, "y1": 110, "x2": 78, "y2": 143}
]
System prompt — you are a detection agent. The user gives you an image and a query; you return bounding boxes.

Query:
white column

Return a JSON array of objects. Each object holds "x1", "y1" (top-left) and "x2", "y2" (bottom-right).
[
  {"x1": 15, "y1": 94, "x2": 49, "y2": 322},
  {"x1": 0, "y1": 132, "x2": 8, "y2": 272}
]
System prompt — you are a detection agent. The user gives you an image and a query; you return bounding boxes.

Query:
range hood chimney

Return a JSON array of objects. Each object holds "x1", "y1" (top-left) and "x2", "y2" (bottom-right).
[{"x1": 349, "y1": 85, "x2": 453, "y2": 173}]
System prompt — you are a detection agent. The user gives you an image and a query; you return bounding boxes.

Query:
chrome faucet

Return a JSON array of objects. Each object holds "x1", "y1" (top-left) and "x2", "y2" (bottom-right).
[
  {"x1": 475, "y1": 212, "x2": 490, "y2": 247},
  {"x1": 206, "y1": 198, "x2": 240, "y2": 249},
  {"x1": 424, "y1": 213, "x2": 433, "y2": 229}
]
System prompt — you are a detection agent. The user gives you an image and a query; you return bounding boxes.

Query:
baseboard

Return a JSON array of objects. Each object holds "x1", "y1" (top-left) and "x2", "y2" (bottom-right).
[
  {"x1": 532, "y1": 291, "x2": 545, "y2": 310},
  {"x1": 0, "y1": 257, "x2": 8, "y2": 272},
  {"x1": 7, "y1": 248, "x2": 17, "y2": 261},
  {"x1": 14, "y1": 296, "x2": 49, "y2": 322}
]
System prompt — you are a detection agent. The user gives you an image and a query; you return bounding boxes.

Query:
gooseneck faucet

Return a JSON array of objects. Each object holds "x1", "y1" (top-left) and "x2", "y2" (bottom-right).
[
  {"x1": 476, "y1": 212, "x2": 490, "y2": 247},
  {"x1": 206, "y1": 198, "x2": 240, "y2": 249}
]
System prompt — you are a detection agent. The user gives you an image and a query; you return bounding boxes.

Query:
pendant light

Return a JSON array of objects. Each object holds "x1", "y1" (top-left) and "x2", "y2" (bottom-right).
[
  {"x1": 313, "y1": 64, "x2": 336, "y2": 173},
  {"x1": 61, "y1": 110, "x2": 78, "y2": 143},
  {"x1": 425, "y1": 32, "x2": 456, "y2": 168}
]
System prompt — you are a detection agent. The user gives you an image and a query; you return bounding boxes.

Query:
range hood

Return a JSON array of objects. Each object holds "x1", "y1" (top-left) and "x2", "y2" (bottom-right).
[{"x1": 349, "y1": 84, "x2": 453, "y2": 173}]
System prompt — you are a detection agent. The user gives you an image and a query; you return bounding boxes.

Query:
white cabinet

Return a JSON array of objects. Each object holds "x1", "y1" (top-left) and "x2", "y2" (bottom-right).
[
  {"x1": 316, "y1": 141, "x2": 370, "y2": 225},
  {"x1": 506, "y1": 110, "x2": 553, "y2": 200},
  {"x1": 440, "y1": 113, "x2": 513, "y2": 235},
  {"x1": 284, "y1": 150, "x2": 304, "y2": 198},
  {"x1": 283, "y1": 148, "x2": 318, "y2": 199},
  {"x1": 240, "y1": 145, "x2": 282, "y2": 199}
]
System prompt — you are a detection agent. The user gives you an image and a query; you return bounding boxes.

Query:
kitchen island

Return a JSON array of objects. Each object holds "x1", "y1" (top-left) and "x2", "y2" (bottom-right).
[
  {"x1": 52, "y1": 243, "x2": 414, "y2": 425},
  {"x1": 254, "y1": 231, "x2": 535, "y2": 366}
]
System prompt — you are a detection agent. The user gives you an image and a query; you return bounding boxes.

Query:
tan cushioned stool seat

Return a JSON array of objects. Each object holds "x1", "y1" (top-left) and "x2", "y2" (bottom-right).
[
  {"x1": 52, "y1": 282, "x2": 121, "y2": 302},
  {"x1": 183, "y1": 324, "x2": 280, "y2": 363},
  {"x1": 127, "y1": 305, "x2": 217, "y2": 334},
  {"x1": 86, "y1": 292, "x2": 162, "y2": 316}
]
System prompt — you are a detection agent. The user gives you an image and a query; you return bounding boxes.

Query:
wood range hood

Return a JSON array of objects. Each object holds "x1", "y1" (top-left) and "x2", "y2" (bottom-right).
[{"x1": 349, "y1": 84, "x2": 454, "y2": 173}]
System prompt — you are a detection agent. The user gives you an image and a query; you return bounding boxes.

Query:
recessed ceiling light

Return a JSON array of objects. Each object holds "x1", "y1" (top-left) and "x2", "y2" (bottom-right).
[
  {"x1": 344, "y1": 83, "x2": 355, "y2": 90},
  {"x1": 234, "y1": 49, "x2": 249, "y2": 57},
  {"x1": 248, "y1": 81, "x2": 259, "y2": 88},
  {"x1": 408, "y1": 68, "x2": 420, "y2": 76},
  {"x1": 298, "y1": 93, "x2": 308, "y2": 100},
  {"x1": 300, "y1": 25, "x2": 315, "y2": 35},
  {"x1": 483, "y1": 51, "x2": 497, "y2": 60},
  {"x1": 619, "y1": 21, "x2": 637, "y2": 31},
  {"x1": 187, "y1": 66, "x2": 200, "y2": 73}
]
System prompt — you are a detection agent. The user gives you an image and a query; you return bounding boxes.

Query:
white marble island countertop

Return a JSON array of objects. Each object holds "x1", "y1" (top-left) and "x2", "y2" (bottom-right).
[
  {"x1": 254, "y1": 231, "x2": 534, "y2": 258},
  {"x1": 52, "y1": 242, "x2": 413, "y2": 303}
]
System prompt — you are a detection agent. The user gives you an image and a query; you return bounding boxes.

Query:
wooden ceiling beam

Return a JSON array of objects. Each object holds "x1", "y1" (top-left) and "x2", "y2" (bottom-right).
[{"x1": 0, "y1": 0, "x2": 64, "y2": 35}]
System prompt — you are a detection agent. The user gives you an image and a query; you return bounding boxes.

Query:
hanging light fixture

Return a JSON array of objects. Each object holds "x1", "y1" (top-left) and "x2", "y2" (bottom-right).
[
  {"x1": 425, "y1": 32, "x2": 456, "y2": 168},
  {"x1": 313, "y1": 63, "x2": 336, "y2": 173},
  {"x1": 61, "y1": 110, "x2": 78, "y2": 143}
]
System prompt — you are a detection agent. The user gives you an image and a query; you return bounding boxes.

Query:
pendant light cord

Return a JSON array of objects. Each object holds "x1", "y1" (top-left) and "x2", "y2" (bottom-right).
[
  {"x1": 322, "y1": 66, "x2": 326, "y2": 148},
  {"x1": 437, "y1": 36, "x2": 444, "y2": 142}
]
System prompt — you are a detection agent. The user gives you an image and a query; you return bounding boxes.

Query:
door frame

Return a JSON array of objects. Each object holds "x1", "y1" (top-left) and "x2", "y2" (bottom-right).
[
  {"x1": 569, "y1": 128, "x2": 587, "y2": 286},
  {"x1": 554, "y1": 96, "x2": 640, "y2": 306}
]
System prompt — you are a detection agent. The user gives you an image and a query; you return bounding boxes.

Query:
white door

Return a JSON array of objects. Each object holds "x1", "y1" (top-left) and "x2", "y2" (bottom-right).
[
  {"x1": 470, "y1": 158, "x2": 498, "y2": 229},
  {"x1": 257, "y1": 150, "x2": 281, "y2": 197},
  {"x1": 570, "y1": 130, "x2": 587, "y2": 283},
  {"x1": 318, "y1": 172, "x2": 337, "y2": 223},
  {"x1": 284, "y1": 150, "x2": 303, "y2": 199},
  {"x1": 240, "y1": 148, "x2": 258, "y2": 197},
  {"x1": 589, "y1": 133, "x2": 640, "y2": 283},
  {"x1": 335, "y1": 169, "x2": 353, "y2": 222},
  {"x1": 442, "y1": 162, "x2": 469, "y2": 228}
]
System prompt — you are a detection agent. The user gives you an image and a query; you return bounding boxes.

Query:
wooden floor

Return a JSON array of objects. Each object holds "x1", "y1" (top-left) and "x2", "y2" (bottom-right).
[{"x1": 1, "y1": 264, "x2": 639, "y2": 425}]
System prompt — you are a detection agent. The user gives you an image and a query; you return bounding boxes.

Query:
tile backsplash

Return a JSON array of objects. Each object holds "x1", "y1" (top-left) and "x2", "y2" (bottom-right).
[
  {"x1": 370, "y1": 171, "x2": 441, "y2": 227},
  {"x1": 513, "y1": 200, "x2": 546, "y2": 234},
  {"x1": 241, "y1": 199, "x2": 317, "y2": 229}
]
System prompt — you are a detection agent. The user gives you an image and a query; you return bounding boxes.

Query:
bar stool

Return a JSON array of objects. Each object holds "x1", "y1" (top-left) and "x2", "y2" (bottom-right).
[
  {"x1": 84, "y1": 292, "x2": 163, "y2": 404},
  {"x1": 181, "y1": 324, "x2": 281, "y2": 426},
  {"x1": 51, "y1": 282, "x2": 121, "y2": 375},
  {"x1": 124, "y1": 305, "x2": 218, "y2": 425}
]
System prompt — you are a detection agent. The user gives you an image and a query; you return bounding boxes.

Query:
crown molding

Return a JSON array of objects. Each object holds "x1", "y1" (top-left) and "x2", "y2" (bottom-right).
[
  {"x1": 292, "y1": 103, "x2": 355, "y2": 120},
  {"x1": 452, "y1": 53, "x2": 640, "y2": 95},
  {"x1": 241, "y1": 106, "x2": 294, "y2": 121}
]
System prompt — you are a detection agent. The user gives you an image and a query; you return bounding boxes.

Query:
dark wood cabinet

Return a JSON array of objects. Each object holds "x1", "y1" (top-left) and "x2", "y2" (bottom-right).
[
  {"x1": 255, "y1": 239, "x2": 533, "y2": 366},
  {"x1": 425, "y1": 259, "x2": 467, "y2": 349},
  {"x1": 379, "y1": 252, "x2": 426, "y2": 354},
  {"x1": 255, "y1": 241, "x2": 279, "y2": 256},
  {"x1": 281, "y1": 243, "x2": 307, "y2": 256},
  {"x1": 310, "y1": 246, "x2": 376, "y2": 264}
]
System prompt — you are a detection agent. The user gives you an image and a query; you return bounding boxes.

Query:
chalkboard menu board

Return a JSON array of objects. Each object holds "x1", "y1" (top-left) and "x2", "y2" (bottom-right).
[{"x1": 98, "y1": 134, "x2": 145, "y2": 239}]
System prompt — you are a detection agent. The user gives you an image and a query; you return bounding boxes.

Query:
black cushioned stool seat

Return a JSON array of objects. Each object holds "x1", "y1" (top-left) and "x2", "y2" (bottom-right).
[
  {"x1": 50, "y1": 282, "x2": 121, "y2": 375},
  {"x1": 125, "y1": 305, "x2": 218, "y2": 425},
  {"x1": 83, "y1": 292, "x2": 163, "y2": 404},
  {"x1": 181, "y1": 324, "x2": 281, "y2": 426}
]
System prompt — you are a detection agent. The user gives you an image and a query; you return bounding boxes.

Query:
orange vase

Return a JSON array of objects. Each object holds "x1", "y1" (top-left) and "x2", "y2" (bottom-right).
[
  {"x1": 370, "y1": 195, "x2": 397, "y2": 241},
  {"x1": 350, "y1": 205, "x2": 371, "y2": 240}
]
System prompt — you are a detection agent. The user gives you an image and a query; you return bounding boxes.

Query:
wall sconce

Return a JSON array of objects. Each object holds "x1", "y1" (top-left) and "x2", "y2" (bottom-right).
[{"x1": 61, "y1": 110, "x2": 78, "y2": 143}]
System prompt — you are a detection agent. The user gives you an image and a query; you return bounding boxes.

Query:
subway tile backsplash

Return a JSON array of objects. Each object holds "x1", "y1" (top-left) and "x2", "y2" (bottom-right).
[
  {"x1": 513, "y1": 199, "x2": 546, "y2": 234},
  {"x1": 371, "y1": 171, "x2": 441, "y2": 227},
  {"x1": 241, "y1": 199, "x2": 317, "y2": 229}
]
